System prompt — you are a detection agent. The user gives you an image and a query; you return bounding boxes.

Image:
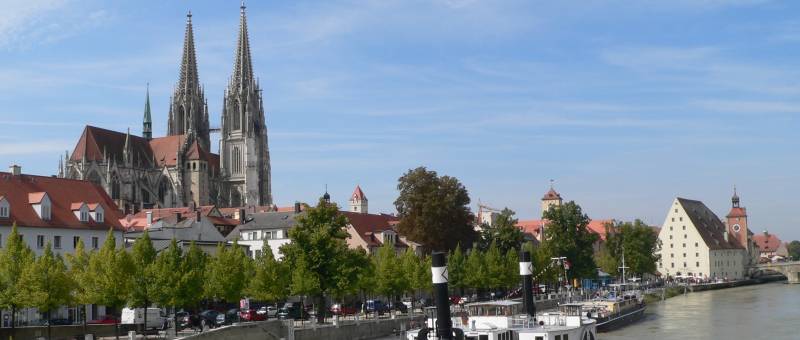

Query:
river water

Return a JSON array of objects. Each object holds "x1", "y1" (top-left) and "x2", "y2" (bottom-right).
[
  {"x1": 378, "y1": 282, "x2": 800, "y2": 340},
  {"x1": 604, "y1": 282, "x2": 800, "y2": 340}
]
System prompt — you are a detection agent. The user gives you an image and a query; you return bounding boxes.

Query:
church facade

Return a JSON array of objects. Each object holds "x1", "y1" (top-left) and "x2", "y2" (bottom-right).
[{"x1": 60, "y1": 4, "x2": 272, "y2": 213}]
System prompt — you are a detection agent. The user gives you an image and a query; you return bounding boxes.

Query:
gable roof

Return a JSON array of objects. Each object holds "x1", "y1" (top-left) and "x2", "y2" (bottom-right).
[
  {"x1": 0, "y1": 172, "x2": 123, "y2": 230},
  {"x1": 677, "y1": 197, "x2": 743, "y2": 250},
  {"x1": 542, "y1": 188, "x2": 561, "y2": 200},
  {"x1": 726, "y1": 207, "x2": 747, "y2": 218},
  {"x1": 752, "y1": 232, "x2": 782, "y2": 252},
  {"x1": 341, "y1": 211, "x2": 405, "y2": 248},
  {"x1": 126, "y1": 217, "x2": 225, "y2": 243},
  {"x1": 121, "y1": 205, "x2": 228, "y2": 231},
  {"x1": 516, "y1": 218, "x2": 614, "y2": 241},
  {"x1": 226, "y1": 211, "x2": 302, "y2": 241}
]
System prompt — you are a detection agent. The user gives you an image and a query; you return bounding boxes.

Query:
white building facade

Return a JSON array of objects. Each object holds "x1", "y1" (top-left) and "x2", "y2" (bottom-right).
[{"x1": 657, "y1": 198, "x2": 748, "y2": 280}]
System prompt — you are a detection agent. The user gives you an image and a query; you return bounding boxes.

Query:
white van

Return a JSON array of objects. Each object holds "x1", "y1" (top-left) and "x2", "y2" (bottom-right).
[{"x1": 121, "y1": 307, "x2": 166, "y2": 330}]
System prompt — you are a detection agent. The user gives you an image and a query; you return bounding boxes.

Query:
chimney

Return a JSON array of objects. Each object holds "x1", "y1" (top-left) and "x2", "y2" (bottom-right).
[
  {"x1": 175, "y1": 212, "x2": 182, "y2": 222},
  {"x1": 431, "y1": 252, "x2": 453, "y2": 339},
  {"x1": 520, "y1": 251, "x2": 536, "y2": 318},
  {"x1": 294, "y1": 202, "x2": 302, "y2": 214},
  {"x1": 239, "y1": 208, "x2": 246, "y2": 224},
  {"x1": 196, "y1": 210, "x2": 201, "y2": 222},
  {"x1": 9, "y1": 164, "x2": 20, "y2": 176},
  {"x1": 145, "y1": 211, "x2": 153, "y2": 228}
]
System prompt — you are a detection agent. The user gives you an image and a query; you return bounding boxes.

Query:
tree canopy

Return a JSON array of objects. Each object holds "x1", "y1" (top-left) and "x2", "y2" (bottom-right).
[
  {"x1": 205, "y1": 241, "x2": 251, "y2": 304},
  {"x1": 541, "y1": 201, "x2": 598, "y2": 280},
  {"x1": 0, "y1": 223, "x2": 35, "y2": 330},
  {"x1": 395, "y1": 167, "x2": 476, "y2": 252},
  {"x1": 787, "y1": 240, "x2": 800, "y2": 261},
  {"x1": 247, "y1": 244, "x2": 290, "y2": 302},
  {"x1": 601, "y1": 220, "x2": 661, "y2": 277},
  {"x1": 478, "y1": 208, "x2": 524, "y2": 253}
]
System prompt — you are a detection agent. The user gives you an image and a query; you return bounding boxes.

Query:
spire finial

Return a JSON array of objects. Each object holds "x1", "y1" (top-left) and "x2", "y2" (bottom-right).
[
  {"x1": 241, "y1": 0, "x2": 246, "y2": 12},
  {"x1": 549, "y1": 179, "x2": 555, "y2": 190},
  {"x1": 187, "y1": 10, "x2": 192, "y2": 19}
]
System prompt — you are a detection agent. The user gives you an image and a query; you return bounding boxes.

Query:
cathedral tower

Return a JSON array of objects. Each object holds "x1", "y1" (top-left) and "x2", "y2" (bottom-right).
[
  {"x1": 219, "y1": 2, "x2": 272, "y2": 207},
  {"x1": 142, "y1": 84, "x2": 152, "y2": 140},
  {"x1": 167, "y1": 12, "x2": 210, "y2": 151}
]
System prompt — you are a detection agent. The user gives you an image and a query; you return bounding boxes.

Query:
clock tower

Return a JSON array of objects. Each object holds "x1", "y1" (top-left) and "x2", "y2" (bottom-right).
[{"x1": 725, "y1": 187, "x2": 749, "y2": 249}]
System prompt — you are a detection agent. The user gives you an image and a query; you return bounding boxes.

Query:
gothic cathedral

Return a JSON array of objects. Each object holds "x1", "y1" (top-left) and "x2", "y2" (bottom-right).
[{"x1": 60, "y1": 4, "x2": 272, "y2": 213}]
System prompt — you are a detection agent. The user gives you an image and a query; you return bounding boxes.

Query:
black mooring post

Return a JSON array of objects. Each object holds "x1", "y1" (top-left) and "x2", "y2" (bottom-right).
[
  {"x1": 432, "y1": 252, "x2": 453, "y2": 339},
  {"x1": 520, "y1": 251, "x2": 536, "y2": 318}
]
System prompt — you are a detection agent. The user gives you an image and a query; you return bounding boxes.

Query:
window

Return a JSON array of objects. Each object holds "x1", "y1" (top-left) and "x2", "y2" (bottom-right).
[
  {"x1": 564, "y1": 335, "x2": 568, "y2": 340},
  {"x1": 37, "y1": 235, "x2": 45, "y2": 249},
  {"x1": 671, "y1": 218, "x2": 675, "y2": 222},
  {"x1": 80, "y1": 210, "x2": 89, "y2": 222},
  {"x1": 556, "y1": 336, "x2": 561, "y2": 340},
  {"x1": 74, "y1": 236, "x2": 80, "y2": 248},
  {"x1": 0, "y1": 199, "x2": 8, "y2": 218},
  {"x1": 54, "y1": 236, "x2": 61, "y2": 249},
  {"x1": 683, "y1": 262, "x2": 687, "y2": 267},
  {"x1": 683, "y1": 243, "x2": 686, "y2": 248},
  {"x1": 264, "y1": 231, "x2": 273, "y2": 240},
  {"x1": 674, "y1": 209, "x2": 678, "y2": 213},
  {"x1": 669, "y1": 235, "x2": 673, "y2": 239},
  {"x1": 42, "y1": 203, "x2": 51, "y2": 220},
  {"x1": 682, "y1": 225, "x2": 686, "y2": 230},
  {"x1": 671, "y1": 254, "x2": 674, "y2": 258},
  {"x1": 696, "y1": 262, "x2": 700, "y2": 267},
  {"x1": 255, "y1": 249, "x2": 262, "y2": 258},
  {"x1": 669, "y1": 226, "x2": 673, "y2": 231},
  {"x1": 683, "y1": 253, "x2": 686, "y2": 257},
  {"x1": 695, "y1": 242, "x2": 698, "y2": 247},
  {"x1": 671, "y1": 263, "x2": 674, "y2": 268},
  {"x1": 95, "y1": 210, "x2": 104, "y2": 223},
  {"x1": 92, "y1": 237, "x2": 99, "y2": 249},
  {"x1": 670, "y1": 243, "x2": 673, "y2": 248},
  {"x1": 696, "y1": 253, "x2": 699, "y2": 257},
  {"x1": 684, "y1": 234, "x2": 687, "y2": 239},
  {"x1": 680, "y1": 217, "x2": 683, "y2": 222}
]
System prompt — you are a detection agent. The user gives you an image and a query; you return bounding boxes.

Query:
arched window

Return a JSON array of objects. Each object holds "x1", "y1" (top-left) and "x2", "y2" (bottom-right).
[
  {"x1": 233, "y1": 100, "x2": 241, "y2": 131},
  {"x1": 141, "y1": 188, "x2": 150, "y2": 204},
  {"x1": 178, "y1": 106, "x2": 186, "y2": 134},
  {"x1": 87, "y1": 171, "x2": 102, "y2": 187},
  {"x1": 111, "y1": 175, "x2": 120, "y2": 200},
  {"x1": 232, "y1": 146, "x2": 242, "y2": 174},
  {"x1": 158, "y1": 179, "x2": 170, "y2": 204}
]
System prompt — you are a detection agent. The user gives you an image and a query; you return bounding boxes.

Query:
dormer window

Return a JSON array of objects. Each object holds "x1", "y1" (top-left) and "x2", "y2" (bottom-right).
[
  {"x1": 29, "y1": 192, "x2": 51, "y2": 221},
  {"x1": 383, "y1": 230, "x2": 396, "y2": 244},
  {"x1": 72, "y1": 202, "x2": 90, "y2": 222},
  {"x1": 0, "y1": 196, "x2": 9, "y2": 218},
  {"x1": 89, "y1": 204, "x2": 104, "y2": 223}
]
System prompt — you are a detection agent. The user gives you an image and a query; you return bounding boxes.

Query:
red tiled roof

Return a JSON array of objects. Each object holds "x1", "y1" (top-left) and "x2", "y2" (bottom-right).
[
  {"x1": 0, "y1": 172, "x2": 123, "y2": 230},
  {"x1": 752, "y1": 232, "x2": 782, "y2": 252},
  {"x1": 185, "y1": 140, "x2": 207, "y2": 160},
  {"x1": 28, "y1": 192, "x2": 46, "y2": 204},
  {"x1": 341, "y1": 211, "x2": 405, "y2": 248},
  {"x1": 542, "y1": 188, "x2": 561, "y2": 200},
  {"x1": 149, "y1": 135, "x2": 184, "y2": 167},
  {"x1": 516, "y1": 218, "x2": 613, "y2": 240},
  {"x1": 121, "y1": 205, "x2": 219, "y2": 230},
  {"x1": 351, "y1": 185, "x2": 367, "y2": 200},
  {"x1": 70, "y1": 202, "x2": 86, "y2": 210},
  {"x1": 70, "y1": 126, "x2": 152, "y2": 164}
]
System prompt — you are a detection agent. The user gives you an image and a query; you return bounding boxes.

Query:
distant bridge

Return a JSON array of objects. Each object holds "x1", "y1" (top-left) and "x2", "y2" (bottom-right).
[{"x1": 755, "y1": 261, "x2": 800, "y2": 283}]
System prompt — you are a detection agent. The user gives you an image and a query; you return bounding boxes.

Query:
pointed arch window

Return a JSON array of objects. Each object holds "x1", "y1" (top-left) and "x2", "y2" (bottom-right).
[
  {"x1": 233, "y1": 100, "x2": 241, "y2": 131},
  {"x1": 111, "y1": 176, "x2": 121, "y2": 200},
  {"x1": 178, "y1": 106, "x2": 186, "y2": 134}
]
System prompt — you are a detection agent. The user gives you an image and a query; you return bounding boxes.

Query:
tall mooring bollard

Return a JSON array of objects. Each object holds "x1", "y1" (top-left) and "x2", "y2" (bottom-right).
[{"x1": 431, "y1": 252, "x2": 453, "y2": 340}]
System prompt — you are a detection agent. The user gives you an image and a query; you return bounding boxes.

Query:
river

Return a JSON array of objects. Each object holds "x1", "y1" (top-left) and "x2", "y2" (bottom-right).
[
  {"x1": 378, "y1": 282, "x2": 800, "y2": 340},
  {"x1": 604, "y1": 282, "x2": 800, "y2": 340}
]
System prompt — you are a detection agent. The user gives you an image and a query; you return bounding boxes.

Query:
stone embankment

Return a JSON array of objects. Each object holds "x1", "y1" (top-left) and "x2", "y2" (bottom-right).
[{"x1": 180, "y1": 315, "x2": 422, "y2": 340}]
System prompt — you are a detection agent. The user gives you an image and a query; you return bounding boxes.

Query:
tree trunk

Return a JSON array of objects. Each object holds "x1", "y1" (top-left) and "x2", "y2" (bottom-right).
[
  {"x1": 46, "y1": 310, "x2": 51, "y2": 340},
  {"x1": 143, "y1": 301, "x2": 148, "y2": 336},
  {"x1": 315, "y1": 294, "x2": 325, "y2": 324},
  {"x1": 173, "y1": 305, "x2": 179, "y2": 338},
  {"x1": 82, "y1": 305, "x2": 88, "y2": 338},
  {"x1": 10, "y1": 304, "x2": 15, "y2": 340},
  {"x1": 114, "y1": 307, "x2": 120, "y2": 340}
]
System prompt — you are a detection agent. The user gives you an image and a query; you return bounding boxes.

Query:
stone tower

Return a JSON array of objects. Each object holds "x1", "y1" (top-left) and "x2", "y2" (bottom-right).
[
  {"x1": 540, "y1": 181, "x2": 562, "y2": 216},
  {"x1": 349, "y1": 185, "x2": 368, "y2": 214},
  {"x1": 142, "y1": 84, "x2": 152, "y2": 140},
  {"x1": 219, "y1": 2, "x2": 272, "y2": 207},
  {"x1": 726, "y1": 187, "x2": 749, "y2": 249},
  {"x1": 167, "y1": 12, "x2": 211, "y2": 151}
]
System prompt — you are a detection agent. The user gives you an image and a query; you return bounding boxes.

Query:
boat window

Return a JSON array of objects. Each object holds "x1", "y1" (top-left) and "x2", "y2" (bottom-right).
[
  {"x1": 564, "y1": 335, "x2": 569, "y2": 340},
  {"x1": 535, "y1": 337, "x2": 544, "y2": 340},
  {"x1": 556, "y1": 336, "x2": 561, "y2": 340}
]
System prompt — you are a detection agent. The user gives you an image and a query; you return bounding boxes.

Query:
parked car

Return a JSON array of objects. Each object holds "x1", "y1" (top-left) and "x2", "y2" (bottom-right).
[
  {"x1": 88, "y1": 315, "x2": 118, "y2": 325},
  {"x1": 364, "y1": 300, "x2": 390, "y2": 314},
  {"x1": 388, "y1": 301, "x2": 408, "y2": 313},
  {"x1": 188, "y1": 310, "x2": 220, "y2": 330},
  {"x1": 222, "y1": 308, "x2": 241, "y2": 325},
  {"x1": 277, "y1": 303, "x2": 309, "y2": 320},
  {"x1": 121, "y1": 307, "x2": 166, "y2": 330},
  {"x1": 329, "y1": 303, "x2": 358, "y2": 316},
  {"x1": 257, "y1": 306, "x2": 278, "y2": 318},
  {"x1": 239, "y1": 308, "x2": 266, "y2": 322},
  {"x1": 174, "y1": 311, "x2": 191, "y2": 330}
]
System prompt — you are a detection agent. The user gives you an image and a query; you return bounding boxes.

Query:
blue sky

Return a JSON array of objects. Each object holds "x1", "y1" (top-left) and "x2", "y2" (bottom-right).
[{"x1": 1, "y1": 0, "x2": 799, "y2": 240}]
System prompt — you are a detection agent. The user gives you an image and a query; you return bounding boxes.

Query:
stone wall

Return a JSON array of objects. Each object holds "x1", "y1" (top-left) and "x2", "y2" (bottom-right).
[
  {"x1": 180, "y1": 316, "x2": 422, "y2": 340},
  {"x1": 0, "y1": 324, "x2": 135, "y2": 339}
]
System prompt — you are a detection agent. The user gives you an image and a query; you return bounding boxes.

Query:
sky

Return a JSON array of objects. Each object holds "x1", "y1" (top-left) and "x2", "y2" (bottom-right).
[{"x1": 1, "y1": 0, "x2": 799, "y2": 240}]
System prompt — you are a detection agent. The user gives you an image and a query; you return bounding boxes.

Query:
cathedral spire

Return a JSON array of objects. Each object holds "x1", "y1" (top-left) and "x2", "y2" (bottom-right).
[
  {"x1": 143, "y1": 83, "x2": 152, "y2": 140},
  {"x1": 232, "y1": 1, "x2": 254, "y2": 91},
  {"x1": 179, "y1": 11, "x2": 200, "y2": 95}
]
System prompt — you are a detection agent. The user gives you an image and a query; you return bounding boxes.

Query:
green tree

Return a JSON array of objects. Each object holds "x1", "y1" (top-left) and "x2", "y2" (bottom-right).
[
  {"x1": 478, "y1": 208, "x2": 525, "y2": 253},
  {"x1": 19, "y1": 244, "x2": 72, "y2": 340},
  {"x1": 395, "y1": 167, "x2": 476, "y2": 252},
  {"x1": 602, "y1": 220, "x2": 661, "y2": 278},
  {"x1": 787, "y1": 240, "x2": 800, "y2": 261},
  {"x1": 248, "y1": 244, "x2": 290, "y2": 302},
  {"x1": 374, "y1": 242, "x2": 407, "y2": 304},
  {"x1": 0, "y1": 223, "x2": 35, "y2": 338},
  {"x1": 447, "y1": 244, "x2": 467, "y2": 295},
  {"x1": 128, "y1": 231, "x2": 157, "y2": 333},
  {"x1": 66, "y1": 239, "x2": 91, "y2": 335},
  {"x1": 400, "y1": 249, "x2": 425, "y2": 313},
  {"x1": 594, "y1": 247, "x2": 618, "y2": 277},
  {"x1": 503, "y1": 249, "x2": 520, "y2": 290},
  {"x1": 541, "y1": 201, "x2": 598, "y2": 280},
  {"x1": 181, "y1": 241, "x2": 207, "y2": 310},
  {"x1": 85, "y1": 229, "x2": 132, "y2": 340},
  {"x1": 151, "y1": 239, "x2": 184, "y2": 336},
  {"x1": 464, "y1": 248, "x2": 486, "y2": 290},
  {"x1": 281, "y1": 198, "x2": 356, "y2": 323},
  {"x1": 205, "y1": 241, "x2": 250, "y2": 304},
  {"x1": 483, "y1": 240, "x2": 506, "y2": 291},
  {"x1": 330, "y1": 247, "x2": 370, "y2": 303}
]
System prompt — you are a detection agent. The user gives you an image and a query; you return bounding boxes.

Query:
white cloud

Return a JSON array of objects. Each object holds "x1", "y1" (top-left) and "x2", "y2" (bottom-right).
[
  {"x1": 0, "y1": 140, "x2": 71, "y2": 156},
  {"x1": 0, "y1": 0, "x2": 110, "y2": 50}
]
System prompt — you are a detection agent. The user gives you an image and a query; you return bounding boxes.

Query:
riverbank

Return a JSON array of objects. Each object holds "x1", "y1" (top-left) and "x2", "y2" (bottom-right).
[{"x1": 642, "y1": 274, "x2": 787, "y2": 304}]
